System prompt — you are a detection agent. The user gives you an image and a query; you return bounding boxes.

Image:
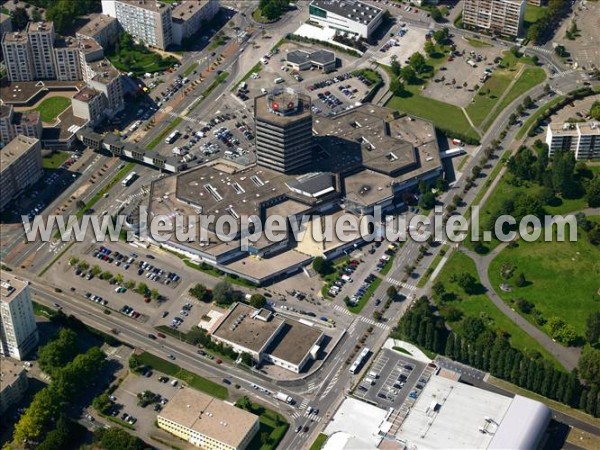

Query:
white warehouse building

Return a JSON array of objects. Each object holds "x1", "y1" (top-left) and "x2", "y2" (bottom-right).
[{"x1": 308, "y1": 0, "x2": 384, "y2": 39}]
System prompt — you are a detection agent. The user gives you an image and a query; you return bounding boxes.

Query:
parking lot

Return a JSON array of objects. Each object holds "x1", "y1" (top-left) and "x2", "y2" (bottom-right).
[
  {"x1": 355, "y1": 349, "x2": 430, "y2": 409},
  {"x1": 375, "y1": 24, "x2": 427, "y2": 67},
  {"x1": 308, "y1": 72, "x2": 373, "y2": 116},
  {"x1": 109, "y1": 370, "x2": 192, "y2": 445},
  {"x1": 422, "y1": 38, "x2": 505, "y2": 108}
]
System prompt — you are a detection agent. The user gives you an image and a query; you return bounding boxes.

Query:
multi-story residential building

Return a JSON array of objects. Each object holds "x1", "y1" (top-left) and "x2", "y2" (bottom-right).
[
  {"x1": 462, "y1": 0, "x2": 526, "y2": 37},
  {"x1": 71, "y1": 87, "x2": 107, "y2": 126},
  {"x1": 157, "y1": 388, "x2": 259, "y2": 450},
  {"x1": 76, "y1": 13, "x2": 120, "y2": 48},
  {"x1": 83, "y1": 58, "x2": 125, "y2": 116},
  {"x1": 0, "y1": 136, "x2": 43, "y2": 210},
  {"x1": 171, "y1": 0, "x2": 219, "y2": 45},
  {"x1": 254, "y1": 90, "x2": 314, "y2": 174},
  {"x1": 0, "y1": 105, "x2": 43, "y2": 146},
  {"x1": 101, "y1": 0, "x2": 173, "y2": 50},
  {"x1": 0, "y1": 356, "x2": 29, "y2": 414},
  {"x1": 0, "y1": 274, "x2": 39, "y2": 360},
  {"x1": 527, "y1": 0, "x2": 544, "y2": 5},
  {"x1": 546, "y1": 122, "x2": 600, "y2": 160},
  {"x1": 53, "y1": 37, "x2": 82, "y2": 81},
  {"x1": 79, "y1": 36, "x2": 105, "y2": 68},
  {"x1": 2, "y1": 31, "x2": 34, "y2": 81},
  {"x1": 308, "y1": 0, "x2": 384, "y2": 39},
  {"x1": 27, "y1": 21, "x2": 56, "y2": 79}
]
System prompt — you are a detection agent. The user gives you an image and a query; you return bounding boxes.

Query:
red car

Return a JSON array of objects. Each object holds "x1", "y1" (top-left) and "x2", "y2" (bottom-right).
[
  {"x1": 215, "y1": 359, "x2": 222, "y2": 364},
  {"x1": 157, "y1": 332, "x2": 166, "y2": 338}
]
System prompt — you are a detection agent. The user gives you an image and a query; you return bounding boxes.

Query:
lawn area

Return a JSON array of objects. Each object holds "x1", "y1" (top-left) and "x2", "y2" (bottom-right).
[
  {"x1": 75, "y1": 162, "x2": 135, "y2": 219},
  {"x1": 28, "y1": 96, "x2": 70, "y2": 122},
  {"x1": 147, "y1": 117, "x2": 183, "y2": 150},
  {"x1": 416, "y1": 246, "x2": 448, "y2": 288},
  {"x1": 488, "y1": 233, "x2": 600, "y2": 338},
  {"x1": 466, "y1": 70, "x2": 513, "y2": 128},
  {"x1": 524, "y1": 4, "x2": 547, "y2": 28},
  {"x1": 133, "y1": 352, "x2": 228, "y2": 399},
  {"x1": 435, "y1": 251, "x2": 562, "y2": 367},
  {"x1": 386, "y1": 90, "x2": 479, "y2": 142},
  {"x1": 469, "y1": 172, "x2": 589, "y2": 251},
  {"x1": 309, "y1": 434, "x2": 328, "y2": 450},
  {"x1": 464, "y1": 37, "x2": 492, "y2": 48},
  {"x1": 495, "y1": 68, "x2": 546, "y2": 115},
  {"x1": 236, "y1": 397, "x2": 288, "y2": 450},
  {"x1": 107, "y1": 35, "x2": 177, "y2": 76},
  {"x1": 182, "y1": 62, "x2": 198, "y2": 77},
  {"x1": 42, "y1": 151, "x2": 70, "y2": 169}
]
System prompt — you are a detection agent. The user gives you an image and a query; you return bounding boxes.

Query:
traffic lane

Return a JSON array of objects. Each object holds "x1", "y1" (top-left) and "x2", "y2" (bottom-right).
[{"x1": 29, "y1": 282, "x2": 305, "y2": 401}]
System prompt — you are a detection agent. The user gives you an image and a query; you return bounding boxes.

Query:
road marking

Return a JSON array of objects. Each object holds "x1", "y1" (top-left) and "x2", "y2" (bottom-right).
[
  {"x1": 333, "y1": 304, "x2": 352, "y2": 315},
  {"x1": 385, "y1": 278, "x2": 417, "y2": 291}
]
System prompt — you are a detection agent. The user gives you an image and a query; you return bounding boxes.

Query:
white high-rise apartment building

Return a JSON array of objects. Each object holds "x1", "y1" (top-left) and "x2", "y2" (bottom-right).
[
  {"x1": 1, "y1": 31, "x2": 34, "y2": 81},
  {"x1": 463, "y1": 0, "x2": 526, "y2": 37},
  {"x1": 101, "y1": 0, "x2": 173, "y2": 50},
  {"x1": 27, "y1": 21, "x2": 56, "y2": 79},
  {"x1": 546, "y1": 122, "x2": 600, "y2": 160},
  {"x1": 0, "y1": 274, "x2": 39, "y2": 360}
]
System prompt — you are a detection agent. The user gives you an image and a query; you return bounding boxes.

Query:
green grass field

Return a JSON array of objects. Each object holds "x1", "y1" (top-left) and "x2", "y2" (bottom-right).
[
  {"x1": 147, "y1": 117, "x2": 183, "y2": 150},
  {"x1": 42, "y1": 151, "x2": 70, "y2": 169},
  {"x1": 28, "y1": 96, "x2": 70, "y2": 122},
  {"x1": 309, "y1": 434, "x2": 328, "y2": 450},
  {"x1": 108, "y1": 45, "x2": 176, "y2": 76},
  {"x1": 135, "y1": 352, "x2": 228, "y2": 399},
  {"x1": 435, "y1": 251, "x2": 562, "y2": 367},
  {"x1": 386, "y1": 90, "x2": 479, "y2": 141},
  {"x1": 469, "y1": 172, "x2": 589, "y2": 251},
  {"x1": 466, "y1": 70, "x2": 513, "y2": 128},
  {"x1": 236, "y1": 398, "x2": 288, "y2": 450},
  {"x1": 464, "y1": 37, "x2": 492, "y2": 48},
  {"x1": 182, "y1": 62, "x2": 199, "y2": 77},
  {"x1": 524, "y1": 4, "x2": 547, "y2": 28},
  {"x1": 495, "y1": 68, "x2": 546, "y2": 114},
  {"x1": 488, "y1": 234, "x2": 600, "y2": 337}
]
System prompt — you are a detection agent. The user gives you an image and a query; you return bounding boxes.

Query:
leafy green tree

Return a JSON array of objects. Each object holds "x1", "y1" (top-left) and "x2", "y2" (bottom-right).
[
  {"x1": 38, "y1": 329, "x2": 79, "y2": 375},
  {"x1": 433, "y1": 28, "x2": 449, "y2": 44},
  {"x1": 93, "y1": 427, "x2": 147, "y2": 450},
  {"x1": 313, "y1": 257, "x2": 333, "y2": 276},
  {"x1": 136, "y1": 282, "x2": 149, "y2": 295},
  {"x1": 431, "y1": 7, "x2": 443, "y2": 22},
  {"x1": 213, "y1": 281, "x2": 235, "y2": 306},
  {"x1": 424, "y1": 40, "x2": 436, "y2": 56},
  {"x1": 240, "y1": 352, "x2": 254, "y2": 366},
  {"x1": 373, "y1": 310, "x2": 383, "y2": 321},
  {"x1": 189, "y1": 283, "x2": 211, "y2": 302},
  {"x1": 585, "y1": 312, "x2": 600, "y2": 344},
  {"x1": 456, "y1": 272, "x2": 478, "y2": 295},
  {"x1": 92, "y1": 394, "x2": 112, "y2": 414},
  {"x1": 400, "y1": 65, "x2": 417, "y2": 84},
  {"x1": 408, "y1": 52, "x2": 426, "y2": 73},
  {"x1": 249, "y1": 294, "x2": 267, "y2": 309},
  {"x1": 586, "y1": 176, "x2": 600, "y2": 207},
  {"x1": 578, "y1": 345, "x2": 600, "y2": 385},
  {"x1": 11, "y1": 7, "x2": 29, "y2": 30},
  {"x1": 390, "y1": 77, "x2": 404, "y2": 96},
  {"x1": 547, "y1": 317, "x2": 578, "y2": 346},
  {"x1": 590, "y1": 101, "x2": 600, "y2": 120},
  {"x1": 390, "y1": 57, "x2": 401, "y2": 76},
  {"x1": 419, "y1": 191, "x2": 436, "y2": 209},
  {"x1": 515, "y1": 272, "x2": 527, "y2": 287},
  {"x1": 387, "y1": 285, "x2": 398, "y2": 299},
  {"x1": 462, "y1": 316, "x2": 486, "y2": 342},
  {"x1": 150, "y1": 288, "x2": 160, "y2": 300}
]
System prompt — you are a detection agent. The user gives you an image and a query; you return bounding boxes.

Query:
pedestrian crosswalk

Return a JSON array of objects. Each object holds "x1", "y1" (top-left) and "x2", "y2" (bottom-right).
[
  {"x1": 385, "y1": 278, "x2": 417, "y2": 291},
  {"x1": 532, "y1": 46, "x2": 552, "y2": 55},
  {"x1": 347, "y1": 318, "x2": 358, "y2": 335},
  {"x1": 360, "y1": 316, "x2": 390, "y2": 330},
  {"x1": 553, "y1": 69, "x2": 574, "y2": 79},
  {"x1": 304, "y1": 412, "x2": 322, "y2": 422},
  {"x1": 298, "y1": 398, "x2": 309, "y2": 410},
  {"x1": 322, "y1": 367, "x2": 341, "y2": 398},
  {"x1": 307, "y1": 381, "x2": 316, "y2": 392},
  {"x1": 333, "y1": 304, "x2": 353, "y2": 315}
]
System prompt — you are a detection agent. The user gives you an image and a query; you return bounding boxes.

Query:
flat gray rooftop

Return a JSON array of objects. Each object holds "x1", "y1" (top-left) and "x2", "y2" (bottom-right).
[
  {"x1": 266, "y1": 320, "x2": 323, "y2": 366},
  {"x1": 211, "y1": 303, "x2": 283, "y2": 353},
  {"x1": 310, "y1": 0, "x2": 382, "y2": 25}
]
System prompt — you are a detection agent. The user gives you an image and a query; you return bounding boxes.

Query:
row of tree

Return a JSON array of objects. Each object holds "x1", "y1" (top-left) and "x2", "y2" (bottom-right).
[
  {"x1": 526, "y1": 0, "x2": 572, "y2": 45},
  {"x1": 188, "y1": 280, "x2": 266, "y2": 308},
  {"x1": 392, "y1": 297, "x2": 600, "y2": 418},
  {"x1": 258, "y1": 0, "x2": 289, "y2": 21}
]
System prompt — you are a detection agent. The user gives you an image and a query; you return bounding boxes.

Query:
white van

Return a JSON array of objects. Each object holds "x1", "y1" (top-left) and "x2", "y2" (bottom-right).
[
  {"x1": 274, "y1": 77, "x2": 284, "y2": 84},
  {"x1": 365, "y1": 377, "x2": 375, "y2": 385},
  {"x1": 368, "y1": 371, "x2": 379, "y2": 379}
]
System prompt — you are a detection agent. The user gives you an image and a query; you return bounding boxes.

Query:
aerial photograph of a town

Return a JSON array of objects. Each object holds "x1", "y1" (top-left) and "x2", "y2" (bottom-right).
[{"x1": 0, "y1": 0, "x2": 599, "y2": 449}]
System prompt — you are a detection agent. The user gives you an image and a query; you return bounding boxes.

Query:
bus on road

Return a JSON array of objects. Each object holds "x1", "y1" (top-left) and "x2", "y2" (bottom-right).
[{"x1": 122, "y1": 171, "x2": 138, "y2": 187}]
